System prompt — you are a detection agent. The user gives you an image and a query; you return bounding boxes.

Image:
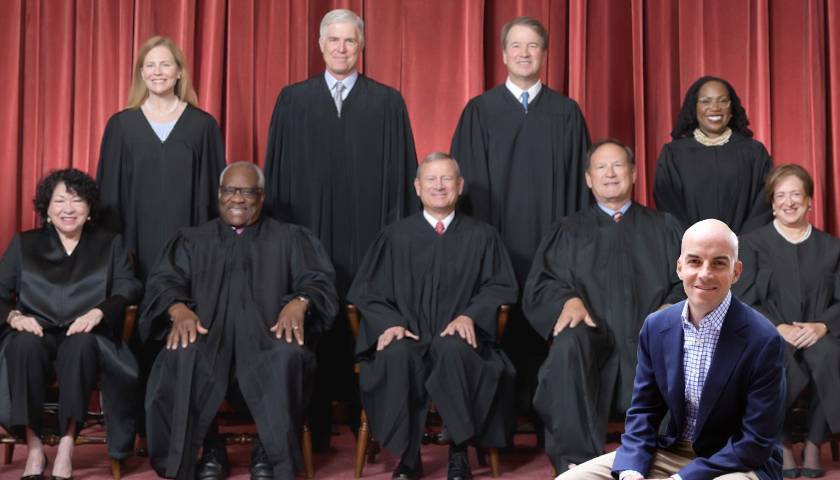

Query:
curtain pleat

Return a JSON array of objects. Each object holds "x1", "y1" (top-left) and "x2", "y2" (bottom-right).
[{"x1": 1, "y1": 0, "x2": 839, "y2": 247}]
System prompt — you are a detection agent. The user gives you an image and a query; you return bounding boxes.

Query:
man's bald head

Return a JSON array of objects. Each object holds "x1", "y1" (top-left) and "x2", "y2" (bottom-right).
[
  {"x1": 681, "y1": 219, "x2": 739, "y2": 261},
  {"x1": 677, "y1": 219, "x2": 742, "y2": 323}
]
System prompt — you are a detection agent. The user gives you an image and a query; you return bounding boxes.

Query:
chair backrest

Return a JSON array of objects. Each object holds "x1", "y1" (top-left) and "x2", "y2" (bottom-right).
[{"x1": 121, "y1": 305, "x2": 138, "y2": 344}]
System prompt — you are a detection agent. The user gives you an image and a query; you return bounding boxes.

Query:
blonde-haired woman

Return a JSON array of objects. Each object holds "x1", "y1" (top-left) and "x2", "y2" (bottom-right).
[
  {"x1": 97, "y1": 35, "x2": 225, "y2": 282},
  {"x1": 95, "y1": 35, "x2": 225, "y2": 454}
]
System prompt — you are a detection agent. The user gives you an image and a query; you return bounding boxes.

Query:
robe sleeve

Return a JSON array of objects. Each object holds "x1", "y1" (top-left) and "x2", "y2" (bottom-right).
[
  {"x1": 459, "y1": 229, "x2": 519, "y2": 339},
  {"x1": 195, "y1": 114, "x2": 226, "y2": 223},
  {"x1": 566, "y1": 101, "x2": 593, "y2": 212},
  {"x1": 817, "y1": 276, "x2": 840, "y2": 337},
  {"x1": 450, "y1": 100, "x2": 492, "y2": 223},
  {"x1": 522, "y1": 225, "x2": 583, "y2": 339},
  {"x1": 95, "y1": 234, "x2": 143, "y2": 342},
  {"x1": 138, "y1": 231, "x2": 195, "y2": 342},
  {"x1": 663, "y1": 214, "x2": 687, "y2": 305},
  {"x1": 732, "y1": 236, "x2": 784, "y2": 326},
  {"x1": 739, "y1": 145, "x2": 773, "y2": 235},
  {"x1": 653, "y1": 143, "x2": 689, "y2": 229},
  {"x1": 263, "y1": 89, "x2": 290, "y2": 220},
  {"x1": 347, "y1": 232, "x2": 405, "y2": 354},
  {"x1": 384, "y1": 92, "x2": 419, "y2": 219},
  {"x1": 0, "y1": 235, "x2": 21, "y2": 325},
  {"x1": 96, "y1": 115, "x2": 127, "y2": 235},
  {"x1": 283, "y1": 227, "x2": 339, "y2": 334}
]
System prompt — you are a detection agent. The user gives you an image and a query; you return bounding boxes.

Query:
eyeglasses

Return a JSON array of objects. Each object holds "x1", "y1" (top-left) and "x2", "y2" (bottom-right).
[
  {"x1": 220, "y1": 186, "x2": 263, "y2": 199},
  {"x1": 697, "y1": 97, "x2": 731, "y2": 108}
]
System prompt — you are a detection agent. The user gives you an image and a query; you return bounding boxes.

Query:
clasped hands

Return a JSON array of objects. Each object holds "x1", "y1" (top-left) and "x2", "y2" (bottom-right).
[
  {"x1": 166, "y1": 298, "x2": 309, "y2": 350},
  {"x1": 7, "y1": 308, "x2": 103, "y2": 337},
  {"x1": 376, "y1": 315, "x2": 478, "y2": 351}
]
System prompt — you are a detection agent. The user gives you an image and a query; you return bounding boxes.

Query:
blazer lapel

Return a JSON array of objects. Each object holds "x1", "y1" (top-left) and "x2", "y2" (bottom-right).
[
  {"x1": 660, "y1": 311, "x2": 686, "y2": 427},
  {"x1": 693, "y1": 300, "x2": 747, "y2": 437}
]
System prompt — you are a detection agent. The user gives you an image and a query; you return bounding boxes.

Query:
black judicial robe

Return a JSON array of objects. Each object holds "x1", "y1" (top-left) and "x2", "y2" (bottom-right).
[
  {"x1": 264, "y1": 74, "x2": 418, "y2": 296},
  {"x1": 97, "y1": 105, "x2": 226, "y2": 281},
  {"x1": 450, "y1": 84, "x2": 591, "y2": 283},
  {"x1": 653, "y1": 133, "x2": 772, "y2": 235},
  {"x1": 348, "y1": 213, "x2": 518, "y2": 450},
  {"x1": 0, "y1": 226, "x2": 142, "y2": 458},
  {"x1": 736, "y1": 223, "x2": 840, "y2": 432},
  {"x1": 523, "y1": 204, "x2": 684, "y2": 450},
  {"x1": 139, "y1": 217, "x2": 338, "y2": 479}
]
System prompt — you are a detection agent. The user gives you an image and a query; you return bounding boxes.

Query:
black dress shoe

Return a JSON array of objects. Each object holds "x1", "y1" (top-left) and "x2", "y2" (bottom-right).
[
  {"x1": 801, "y1": 467, "x2": 825, "y2": 478},
  {"x1": 782, "y1": 467, "x2": 800, "y2": 478},
  {"x1": 196, "y1": 444, "x2": 229, "y2": 480},
  {"x1": 249, "y1": 439, "x2": 273, "y2": 480},
  {"x1": 447, "y1": 448, "x2": 472, "y2": 480},
  {"x1": 392, "y1": 460, "x2": 423, "y2": 480}
]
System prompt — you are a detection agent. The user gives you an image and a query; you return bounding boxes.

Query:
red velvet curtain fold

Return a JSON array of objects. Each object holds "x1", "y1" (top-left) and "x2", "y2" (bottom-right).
[{"x1": 2, "y1": 0, "x2": 839, "y2": 248}]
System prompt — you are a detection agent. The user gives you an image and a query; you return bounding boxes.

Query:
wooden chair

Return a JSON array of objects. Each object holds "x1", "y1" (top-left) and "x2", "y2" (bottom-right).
[
  {"x1": 213, "y1": 404, "x2": 315, "y2": 478},
  {"x1": 347, "y1": 304, "x2": 509, "y2": 478},
  {"x1": 0, "y1": 305, "x2": 138, "y2": 479}
]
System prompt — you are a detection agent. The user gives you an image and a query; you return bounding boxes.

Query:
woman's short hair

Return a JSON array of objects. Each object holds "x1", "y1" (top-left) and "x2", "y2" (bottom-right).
[
  {"x1": 126, "y1": 36, "x2": 198, "y2": 109},
  {"x1": 33, "y1": 169, "x2": 99, "y2": 225},
  {"x1": 764, "y1": 164, "x2": 814, "y2": 203},
  {"x1": 671, "y1": 76, "x2": 752, "y2": 139}
]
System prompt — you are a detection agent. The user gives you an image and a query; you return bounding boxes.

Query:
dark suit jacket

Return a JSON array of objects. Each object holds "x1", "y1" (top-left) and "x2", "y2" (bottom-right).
[{"x1": 612, "y1": 296, "x2": 785, "y2": 480}]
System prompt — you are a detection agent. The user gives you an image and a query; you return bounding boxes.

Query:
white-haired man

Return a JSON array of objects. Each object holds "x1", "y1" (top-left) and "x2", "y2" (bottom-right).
[{"x1": 263, "y1": 8, "x2": 419, "y2": 449}]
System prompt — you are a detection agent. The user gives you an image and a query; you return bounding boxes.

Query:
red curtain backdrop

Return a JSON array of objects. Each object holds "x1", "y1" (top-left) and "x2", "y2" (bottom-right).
[{"x1": 2, "y1": 0, "x2": 839, "y2": 250}]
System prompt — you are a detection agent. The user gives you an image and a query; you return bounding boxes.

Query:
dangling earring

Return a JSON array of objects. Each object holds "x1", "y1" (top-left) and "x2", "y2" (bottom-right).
[
  {"x1": 87, "y1": 216, "x2": 91, "y2": 221},
  {"x1": 46, "y1": 217, "x2": 52, "y2": 223}
]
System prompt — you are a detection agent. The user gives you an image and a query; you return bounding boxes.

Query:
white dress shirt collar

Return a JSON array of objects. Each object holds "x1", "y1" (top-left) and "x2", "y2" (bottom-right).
[
  {"x1": 423, "y1": 210, "x2": 455, "y2": 232},
  {"x1": 325, "y1": 70, "x2": 358, "y2": 99},
  {"x1": 505, "y1": 77, "x2": 542, "y2": 104}
]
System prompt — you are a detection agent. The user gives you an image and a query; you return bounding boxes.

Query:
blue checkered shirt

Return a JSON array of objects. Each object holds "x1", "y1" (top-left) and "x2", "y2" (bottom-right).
[{"x1": 680, "y1": 291, "x2": 731, "y2": 441}]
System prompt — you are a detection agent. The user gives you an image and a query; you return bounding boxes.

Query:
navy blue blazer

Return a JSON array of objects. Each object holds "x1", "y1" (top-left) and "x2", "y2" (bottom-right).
[{"x1": 612, "y1": 296, "x2": 785, "y2": 480}]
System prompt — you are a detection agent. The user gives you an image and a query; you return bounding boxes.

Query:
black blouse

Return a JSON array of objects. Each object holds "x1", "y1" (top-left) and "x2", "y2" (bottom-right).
[{"x1": 0, "y1": 225, "x2": 142, "y2": 340}]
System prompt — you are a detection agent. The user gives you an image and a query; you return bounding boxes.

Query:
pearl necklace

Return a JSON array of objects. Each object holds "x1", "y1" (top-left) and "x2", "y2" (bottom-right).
[
  {"x1": 693, "y1": 127, "x2": 732, "y2": 146},
  {"x1": 143, "y1": 97, "x2": 181, "y2": 115}
]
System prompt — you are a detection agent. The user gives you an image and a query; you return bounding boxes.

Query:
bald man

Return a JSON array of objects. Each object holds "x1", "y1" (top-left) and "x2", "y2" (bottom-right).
[{"x1": 558, "y1": 219, "x2": 785, "y2": 480}]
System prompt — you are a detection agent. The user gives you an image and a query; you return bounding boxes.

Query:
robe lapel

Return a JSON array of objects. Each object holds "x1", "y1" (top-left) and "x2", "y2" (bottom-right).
[{"x1": 693, "y1": 302, "x2": 747, "y2": 437}]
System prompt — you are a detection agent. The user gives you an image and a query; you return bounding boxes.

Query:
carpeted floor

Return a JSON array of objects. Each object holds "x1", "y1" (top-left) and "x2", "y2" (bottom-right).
[{"x1": 2, "y1": 428, "x2": 839, "y2": 479}]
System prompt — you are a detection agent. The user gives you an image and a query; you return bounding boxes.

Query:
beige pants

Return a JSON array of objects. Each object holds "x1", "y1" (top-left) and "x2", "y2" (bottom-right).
[{"x1": 555, "y1": 441, "x2": 759, "y2": 480}]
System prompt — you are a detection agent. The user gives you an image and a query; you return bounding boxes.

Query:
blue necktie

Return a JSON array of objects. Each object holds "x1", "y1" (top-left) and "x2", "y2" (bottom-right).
[{"x1": 521, "y1": 91, "x2": 529, "y2": 113}]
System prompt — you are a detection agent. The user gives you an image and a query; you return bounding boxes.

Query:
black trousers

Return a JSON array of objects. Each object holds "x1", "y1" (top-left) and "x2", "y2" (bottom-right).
[
  {"x1": 4, "y1": 329, "x2": 99, "y2": 437},
  {"x1": 534, "y1": 325, "x2": 613, "y2": 472},
  {"x1": 360, "y1": 336, "x2": 506, "y2": 470}
]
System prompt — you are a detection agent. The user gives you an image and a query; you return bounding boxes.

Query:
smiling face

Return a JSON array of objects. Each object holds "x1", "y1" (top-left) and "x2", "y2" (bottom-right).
[
  {"x1": 502, "y1": 25, "x2": 545, "y2": 87},
  {"x1": 772, "y1": 174, "x2": 811, "y2": 228},
  {"x1": 319, "y1": 21, "x2": 361, "y2": 79},
  {"x1": 677, "y1": 220, "x2": 742, "y2": 321},
  {"x1": 47, "y1": 182, "x2": 90, "y2": 239},
  {"x1": 141, "y1": 45, "x2": 181, "y2": 98},
  {"x1": 695, "y1": 80, "x2": 733, "y2": 138},
  {"x1": 585, "y1": 143, "x2": 636, "y2": 207},
  {"x1": 414, "y1": 158, "x2": 464, "y2": 216},
  {"x1": 218, "y1": 165, "x2": 265, "y2": 228}
]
